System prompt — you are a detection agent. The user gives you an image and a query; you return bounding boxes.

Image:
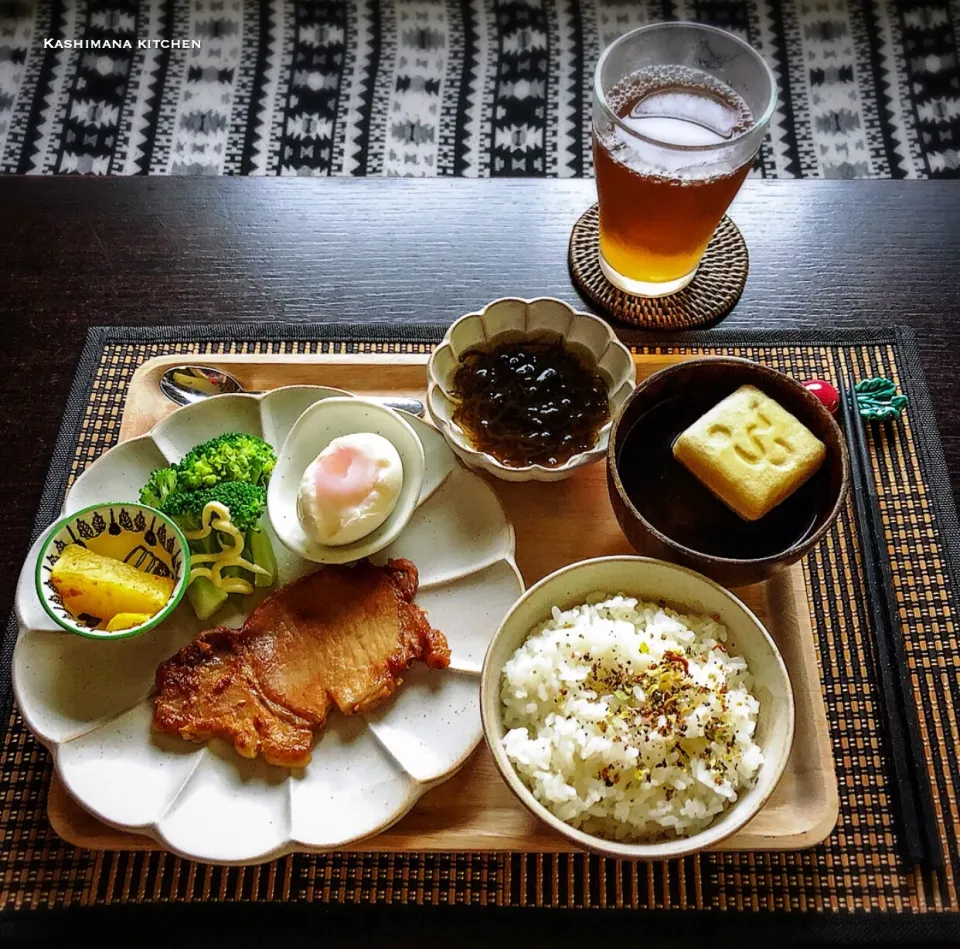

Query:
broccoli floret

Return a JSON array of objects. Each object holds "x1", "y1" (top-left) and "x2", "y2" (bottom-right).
[
  {"x1": 175, "y1": 433, "x2": 276, "y2": 491},
  {"x1": 140, "y1": 466, "x2": 178, "y2": 509},
  {"x1": 160, "y1": 481, "x2": 267, "y2": 534}
]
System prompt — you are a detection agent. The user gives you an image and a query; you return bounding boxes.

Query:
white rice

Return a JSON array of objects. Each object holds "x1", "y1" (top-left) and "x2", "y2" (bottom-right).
[{"x1": 500, "y1": 594, "x2": 763, "y2": 841}]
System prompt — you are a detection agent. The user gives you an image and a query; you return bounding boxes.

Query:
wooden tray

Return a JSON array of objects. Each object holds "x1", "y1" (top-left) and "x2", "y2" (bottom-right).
[{"x1": 47, "y1": 353, "x2": 839, "y2": 854}]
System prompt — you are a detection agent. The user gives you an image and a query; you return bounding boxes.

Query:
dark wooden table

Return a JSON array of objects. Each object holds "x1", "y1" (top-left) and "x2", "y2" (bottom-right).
[{"x1": 2, "y1": 176, "x2": 959, "y2": 946}]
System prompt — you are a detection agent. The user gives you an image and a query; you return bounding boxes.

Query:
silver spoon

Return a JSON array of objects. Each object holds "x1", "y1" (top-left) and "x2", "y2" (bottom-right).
[{"x1": 159, "y1": 364, "x2": 425, "y2": 417}]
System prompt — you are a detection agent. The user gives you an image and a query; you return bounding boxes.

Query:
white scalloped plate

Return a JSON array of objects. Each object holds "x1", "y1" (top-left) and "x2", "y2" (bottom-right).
[{"x1": 12, "y1": 387, "x2": 523, "y2": 865}]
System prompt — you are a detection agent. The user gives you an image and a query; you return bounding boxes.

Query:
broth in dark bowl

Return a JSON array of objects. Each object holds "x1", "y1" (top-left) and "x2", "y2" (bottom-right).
[
  {"x1": 617, "y1": 391, "x2": 825, "y2": 560},
  {"x1": 607, "y1": 357, "x2": 849, "y2": 588}
]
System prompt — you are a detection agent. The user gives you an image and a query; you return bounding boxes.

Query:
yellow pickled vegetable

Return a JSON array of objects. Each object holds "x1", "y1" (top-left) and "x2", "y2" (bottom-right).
[
  {"x1": 103, "y1": 612, "x2": 154, "y2": 632},
  {"x1": 50, "y1": 545, "x2": 174, "y2": 623}
]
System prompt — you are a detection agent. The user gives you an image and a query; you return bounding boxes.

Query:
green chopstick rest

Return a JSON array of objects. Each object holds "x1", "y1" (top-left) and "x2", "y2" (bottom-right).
[{"x1": 855, "y1": 377, "x2": 909, "y2": 422}]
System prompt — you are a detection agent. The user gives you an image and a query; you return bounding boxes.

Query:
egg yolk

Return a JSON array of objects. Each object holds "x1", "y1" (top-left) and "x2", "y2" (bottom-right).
[{"x1": 313, "y1": 444, "x2": 380, "y2": 506}]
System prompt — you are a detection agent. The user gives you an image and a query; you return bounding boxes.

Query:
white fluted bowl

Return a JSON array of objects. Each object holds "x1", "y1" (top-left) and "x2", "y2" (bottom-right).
[{"x1": 427, "y1": 298, "x2": 636, "y2": 482}]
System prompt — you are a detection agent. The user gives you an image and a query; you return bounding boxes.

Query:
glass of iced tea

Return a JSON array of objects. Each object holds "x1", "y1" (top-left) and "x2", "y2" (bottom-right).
[{"x1": 593, "y1": 23, "x2": 776, "y2": 297}]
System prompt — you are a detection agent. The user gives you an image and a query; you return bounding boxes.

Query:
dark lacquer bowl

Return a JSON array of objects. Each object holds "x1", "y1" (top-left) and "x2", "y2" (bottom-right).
[{"x1": 607, "y1": 357, "x2": 849, "y2": 588}]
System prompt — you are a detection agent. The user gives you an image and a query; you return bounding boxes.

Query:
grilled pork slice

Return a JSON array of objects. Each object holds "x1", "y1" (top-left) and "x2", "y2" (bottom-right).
[{"x1": 153, "y1": 559, "x2": 450, "y2": 768}]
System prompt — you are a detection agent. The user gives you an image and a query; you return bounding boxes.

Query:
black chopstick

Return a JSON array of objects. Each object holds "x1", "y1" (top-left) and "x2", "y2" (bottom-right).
[{"x1": 840, "y1": 383, "x2": 944, "y2": 874}]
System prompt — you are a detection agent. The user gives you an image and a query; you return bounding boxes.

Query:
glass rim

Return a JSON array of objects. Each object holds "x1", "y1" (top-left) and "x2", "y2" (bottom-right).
[{"x1": 593, "y1": 21, "x2": 778, "y2": 154}]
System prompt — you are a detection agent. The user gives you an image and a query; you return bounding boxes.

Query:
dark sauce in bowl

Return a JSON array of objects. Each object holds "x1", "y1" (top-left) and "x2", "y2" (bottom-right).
[
  {"x1": 617, "y1": 392, "x2": 824, "y2": 560},
  {"x1": 452, "y1": 335, "x2": 610, "y2": 468}
]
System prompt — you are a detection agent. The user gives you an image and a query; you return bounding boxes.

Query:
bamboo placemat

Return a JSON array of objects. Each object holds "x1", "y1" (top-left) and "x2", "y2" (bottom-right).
[{"x1": 1, "y1": 324, "x2": 958, "y2": 939}]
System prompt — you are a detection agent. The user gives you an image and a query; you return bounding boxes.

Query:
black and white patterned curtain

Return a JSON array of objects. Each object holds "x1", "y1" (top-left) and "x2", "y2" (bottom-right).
[{"x1": 1, "y1": 0, "x2": 957, "y2": 177}]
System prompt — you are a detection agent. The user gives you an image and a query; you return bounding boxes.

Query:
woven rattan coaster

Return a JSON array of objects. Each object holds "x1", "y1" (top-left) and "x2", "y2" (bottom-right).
[{"x1": 569, "y1": 203, "x2": 748, "y2": 329}]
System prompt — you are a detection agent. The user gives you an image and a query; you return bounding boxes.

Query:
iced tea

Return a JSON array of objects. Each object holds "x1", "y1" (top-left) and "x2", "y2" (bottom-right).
[
  {"x1": 594, "y1": 67, "x2": 753, "y2": 287},
  {"x1": 592, "y1": 25, "x2": 775, "y2": 296}
]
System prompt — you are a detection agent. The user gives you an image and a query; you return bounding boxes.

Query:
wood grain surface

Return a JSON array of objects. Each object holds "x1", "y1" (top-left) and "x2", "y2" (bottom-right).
[{"x1": 46, "y1": 353, "x2": 836, "y2": 858}]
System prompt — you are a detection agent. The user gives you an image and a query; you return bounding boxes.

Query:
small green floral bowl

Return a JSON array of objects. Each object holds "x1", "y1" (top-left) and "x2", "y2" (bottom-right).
[{"x1": 35, "y1": 502, "x2": 191, "y2": 640}]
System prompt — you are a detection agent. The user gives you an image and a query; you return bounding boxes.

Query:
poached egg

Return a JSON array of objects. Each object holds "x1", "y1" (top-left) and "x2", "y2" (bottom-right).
[{"x1": 297, "y1": 432, "x2": 404, "y2": 546}]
